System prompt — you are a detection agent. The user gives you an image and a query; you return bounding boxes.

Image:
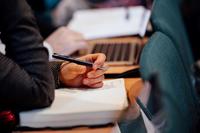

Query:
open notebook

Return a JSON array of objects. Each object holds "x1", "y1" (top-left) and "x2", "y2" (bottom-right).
[
  {"x1": 68, "y1": 6, "x2": 151, "y2": 40},
  {"x1": 19, "y1": 79, "x2": 128, "y2": 128}
]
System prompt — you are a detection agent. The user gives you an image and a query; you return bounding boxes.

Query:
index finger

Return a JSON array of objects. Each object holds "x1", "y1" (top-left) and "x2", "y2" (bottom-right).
[
  {"x1": 92, "y1": 53, "x2": 106, "y2": 70},
  {"x1": 79, "y1": 53, "x2": 106, "y2": 70}
]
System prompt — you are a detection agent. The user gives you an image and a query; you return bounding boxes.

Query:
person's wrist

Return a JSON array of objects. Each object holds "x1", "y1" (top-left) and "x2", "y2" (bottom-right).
[{"x1": 58, "y1": 62, "x2": 70, "y2": 87}]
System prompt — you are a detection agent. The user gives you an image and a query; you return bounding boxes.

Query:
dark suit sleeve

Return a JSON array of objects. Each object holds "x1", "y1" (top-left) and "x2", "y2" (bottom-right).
[
  {"x1": 26, "y1": 0, "x2": 58, "y2": 38},
  {"x1": 0, "y1": 0, "x2": 55, "y2": 111}
]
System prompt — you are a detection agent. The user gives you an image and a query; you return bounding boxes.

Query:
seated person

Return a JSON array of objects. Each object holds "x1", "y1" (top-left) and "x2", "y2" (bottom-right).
[
  {"x1": 26, "y1": 0, "x2": 153, "y2": 35},
  {"x1": 0, "y1": 0, "x2": 106, "y2": 131},
  {"x1": 26, "y1": 0, "x2": 88, "y2": 57},
  {"x1": 26, "y1": 0, "x2": 89, "y2": 37},
  {"x1": 26, "y1": 0, "x2": 152, "y2": 58}
]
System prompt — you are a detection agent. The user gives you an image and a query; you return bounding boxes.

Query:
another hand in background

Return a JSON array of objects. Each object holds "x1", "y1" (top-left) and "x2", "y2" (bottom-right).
[
  {"x1": 59, "y1": 53, "x2": 107, "y2": 88},
  {"x1": 45, "y1": 27, "x2": 87, "y2": 56}
]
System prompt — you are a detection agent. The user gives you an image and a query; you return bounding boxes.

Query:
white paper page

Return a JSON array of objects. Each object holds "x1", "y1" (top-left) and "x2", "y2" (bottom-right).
[
  {"x1": 67, "y1": 6, "x2": 150, "y2": 40},
  {"x1": 20, "y1": 79, "x2": 128, "y2": 127}
]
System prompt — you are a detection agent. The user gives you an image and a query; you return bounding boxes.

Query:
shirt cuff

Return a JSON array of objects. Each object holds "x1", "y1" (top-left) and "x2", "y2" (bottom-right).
[{"x1": 43, "y1": 41, "x2": 54, "y2": 60}]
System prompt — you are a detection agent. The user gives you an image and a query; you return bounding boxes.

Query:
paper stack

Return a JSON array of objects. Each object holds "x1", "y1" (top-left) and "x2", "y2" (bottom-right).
[{"x1": 19, "y1": 79, "x2": 128, "y2": 128}]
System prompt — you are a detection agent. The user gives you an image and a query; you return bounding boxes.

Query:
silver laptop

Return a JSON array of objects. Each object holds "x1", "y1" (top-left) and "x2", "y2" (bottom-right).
[{"x1": 87, "y1": 38, "x2": 143, "y2": 66}]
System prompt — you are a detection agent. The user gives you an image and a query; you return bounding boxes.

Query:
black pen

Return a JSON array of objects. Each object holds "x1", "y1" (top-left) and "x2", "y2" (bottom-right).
[
  {"x1": 52, "y1": 53, "x2": 108, "y2": 71},
  {"x1": 136, "y1": 97, "x2": 152, "y2": 121}
]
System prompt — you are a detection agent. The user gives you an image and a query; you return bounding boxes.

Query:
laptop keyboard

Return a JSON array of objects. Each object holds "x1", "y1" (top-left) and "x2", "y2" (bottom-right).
[{"x1": 91, "y1": 42, "x2": 139, "y2": 65}]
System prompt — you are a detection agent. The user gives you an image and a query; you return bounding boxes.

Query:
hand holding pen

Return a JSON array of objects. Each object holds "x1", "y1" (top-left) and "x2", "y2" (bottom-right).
[
  {"x1": 53, "y1": 53, "x2": 153, "y2": 121},
  {"x1": 53, "y1": 53, "x2": 108, "y2": 88}
]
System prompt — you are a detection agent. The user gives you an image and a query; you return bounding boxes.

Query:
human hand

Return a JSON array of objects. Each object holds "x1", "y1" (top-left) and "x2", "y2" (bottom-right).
[
  {"x1": 45, "y1": 27, "x2": 87, "y2": 56},
  {"x1": 59, "y1": 53, "x2": 107, "y2": 88}
]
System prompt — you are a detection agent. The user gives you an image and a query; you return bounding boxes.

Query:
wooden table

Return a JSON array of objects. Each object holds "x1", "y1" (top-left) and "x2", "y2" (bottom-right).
[{"x1": 19, "y1": 78, "x2": 143, "y2": 133}]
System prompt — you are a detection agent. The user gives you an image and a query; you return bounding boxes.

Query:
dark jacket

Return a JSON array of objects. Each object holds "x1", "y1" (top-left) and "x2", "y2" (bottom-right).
[
  {"x1": 26, "y1": 0, "x2": 59, "y2": 38},
  {"x1": 0, "y1": 0, "x2": 57, "y2": 111}
]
